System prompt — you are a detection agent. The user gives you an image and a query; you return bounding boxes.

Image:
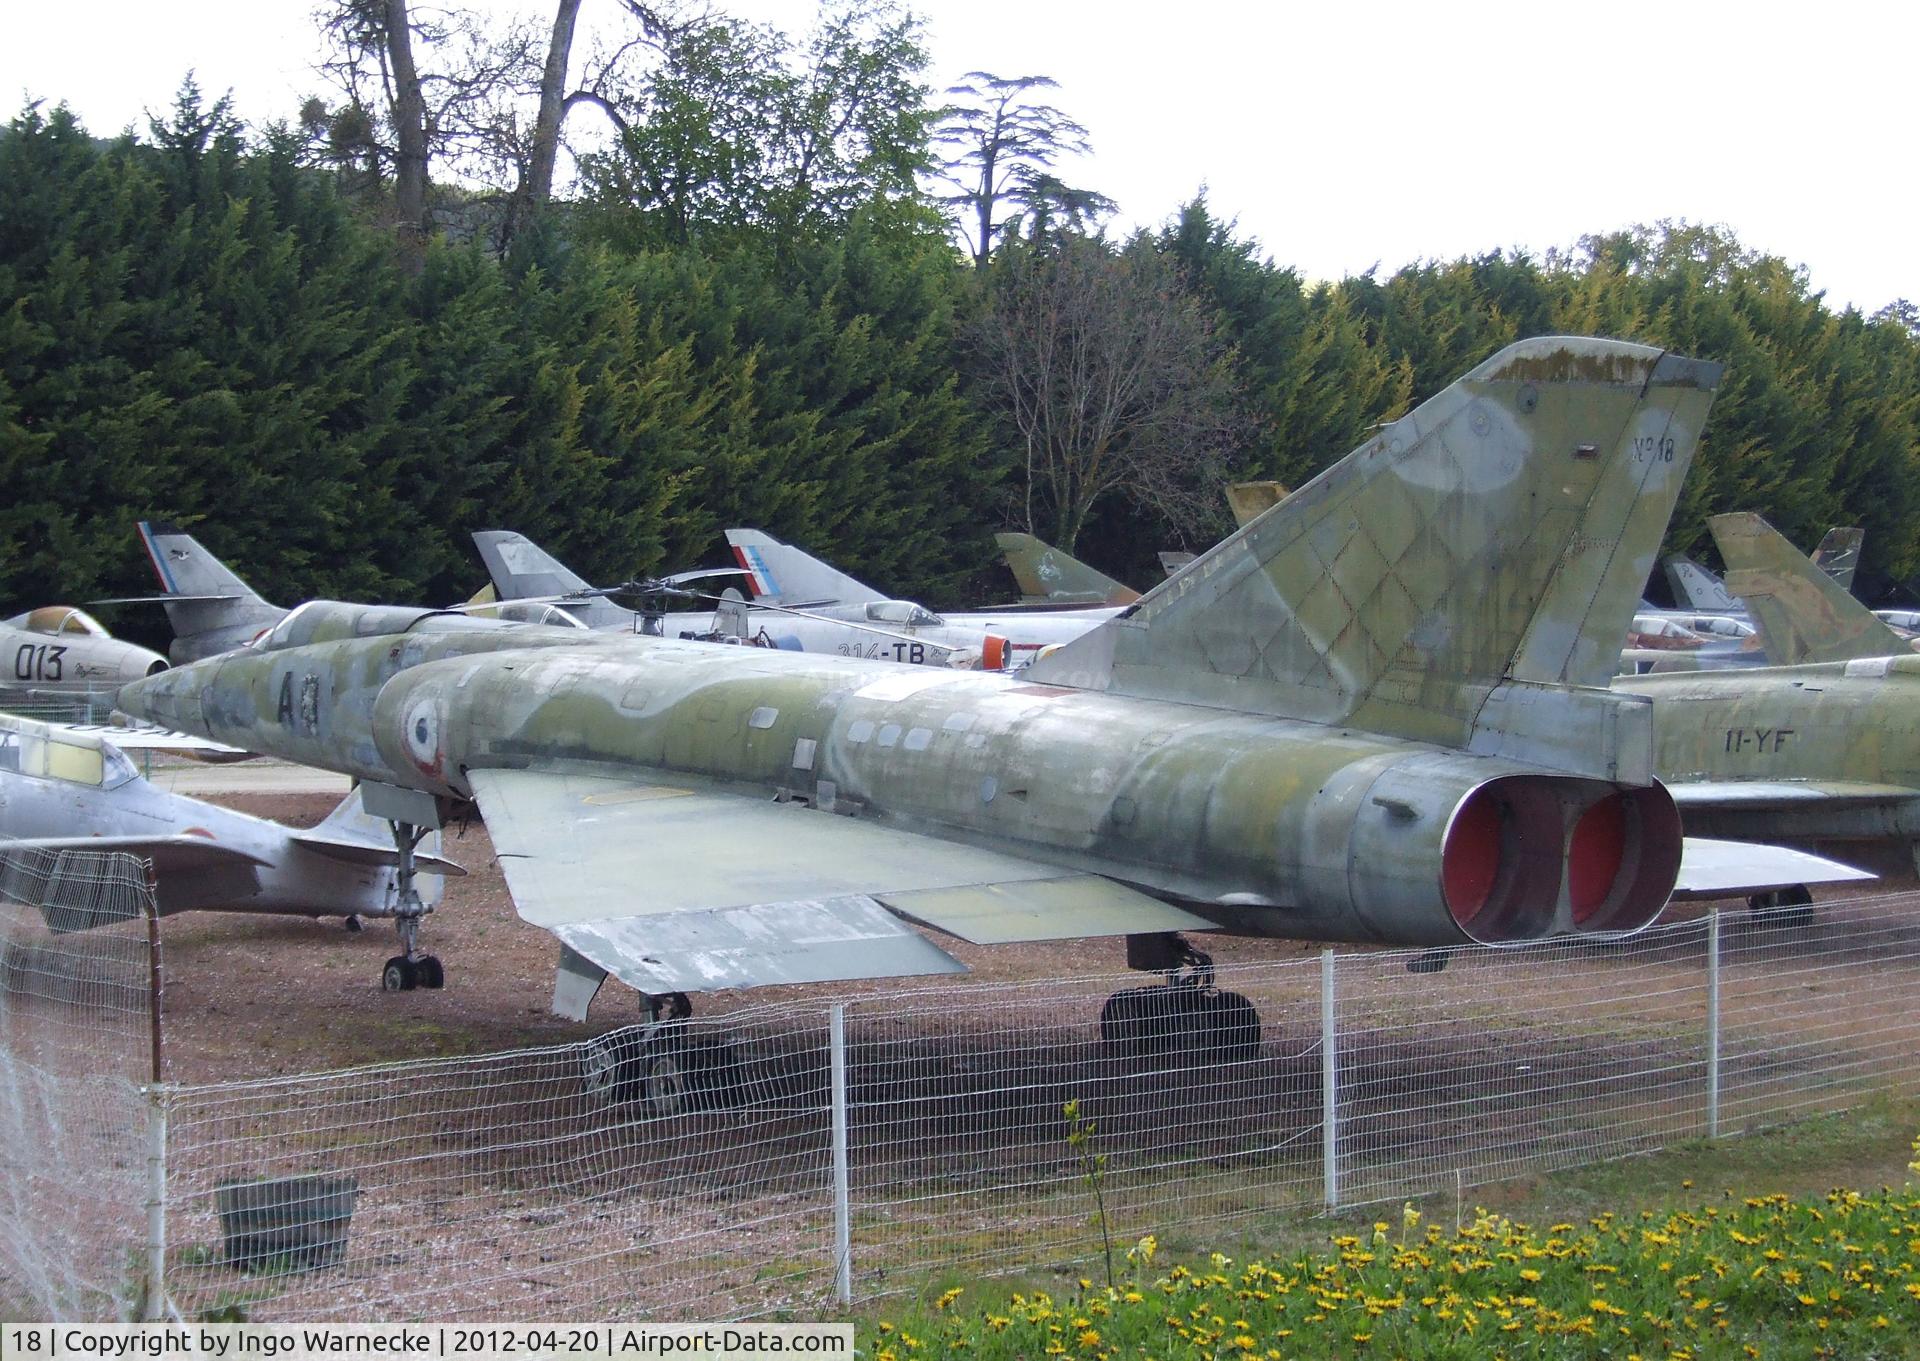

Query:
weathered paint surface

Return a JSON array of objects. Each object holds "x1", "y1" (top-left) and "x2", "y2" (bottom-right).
[
  {"x1": 1712, "y1": 513, "x2": 1910, "y2": 666},
  {"x1": 1028, "y1": 338, "x2": 1722, "y2": 778},
  {"x1": 1620, "y1": 655, "x2": 1920, "y2": 845},
  {"x1": 995, "y1": 532, "x2": 1139, "y2": 606}
]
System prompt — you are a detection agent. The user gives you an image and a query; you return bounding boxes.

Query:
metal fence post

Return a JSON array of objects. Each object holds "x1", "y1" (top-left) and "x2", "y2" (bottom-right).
[
  {"x1": 1321, "y1": 949, "x2": 1339, "y2": 1210},
  {"x1": 1706, "y1": 909, "x2": 1721, "y2": 1140},
  {"x1": 141, "y1": 1083, "x2": 167, "y2": 1321},
  {"x1": 829, "y1": 1002, "x2": 851, "y2": 1305},
  {"x1": 141, "y1": 876, "x2": 168, "y2": 1321}
]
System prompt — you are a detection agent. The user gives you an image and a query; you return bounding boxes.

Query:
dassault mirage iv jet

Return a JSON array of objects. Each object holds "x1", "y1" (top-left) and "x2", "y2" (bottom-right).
[
  {"x1": 0, "y1": 607, "x2": 168, "y2": 708},
  {"x1": 126, "y1": 338, "x2": 1841, "y2": 1084}
]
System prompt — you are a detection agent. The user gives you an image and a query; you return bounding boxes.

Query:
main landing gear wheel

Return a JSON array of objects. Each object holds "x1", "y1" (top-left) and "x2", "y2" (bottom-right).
[
  {"x1": 1747, "y1": 884, "x2": 1816, "y2": 928},
  {"x1": 580, "y1": 1028, "x2": 647, "y2": 1104},
  {"x1": 380, "y1": 953, "x2": 445, "y2": 992},
  {"x1": 1099, "y1": 939, "x2": 1260, "y2": 1063},
  {"x1": 642, "y1": 1052, "x2": 689, "y2": 1118},
  {"x1": 578, "y1": 993, "x2": 744, "y2": 1113}
]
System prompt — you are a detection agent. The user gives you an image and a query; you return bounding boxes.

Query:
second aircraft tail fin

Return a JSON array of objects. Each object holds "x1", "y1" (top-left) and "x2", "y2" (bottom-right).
[
  {"x1": 1711, "y1": 514, "x2": 1906, "y2": 664},
  {"x1": 723, "y1": 529, "x2": 885, "y2": 605},
  {"x1": 1809, "y1": 526, "x2": 1865, "y2": 594},
  {"x1": 994, "y1": 532, "x2": 1139, "y2": 606},
  {"x1": 136, "y1": 522, "x2": 285, "y2": 663},
  {"x1": 1662, "y1": 553, "x2": 1741, "y2": 612}
]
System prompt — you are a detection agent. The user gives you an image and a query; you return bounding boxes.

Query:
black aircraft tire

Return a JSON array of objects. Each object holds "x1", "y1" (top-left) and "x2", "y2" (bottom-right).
[
  {"x1": 415, "y1": 956, "x2": 446, "y2": 990},
  {"x1": 579, "y1": 1028, "x2": 646, "y2": 1106},
  {"x1": 1749, "y1": 885, "x2": 1816, "y2": 927},
  {"x1": 1199, "y1": 990, "x2": 1261, "y2": 1063},
  {"x1": 644, "y1": 1053, "x2": 690, "y2": 1118},
  {"x1": 381, "y1": 957, "x2": 415, "y2": 992},
  {"x1": 1100, "y1": 987, "x2": 1183, "y2": 1059},
  {"x1": 687, "y1": 1037, "x2": 745, "y2": 1110}
]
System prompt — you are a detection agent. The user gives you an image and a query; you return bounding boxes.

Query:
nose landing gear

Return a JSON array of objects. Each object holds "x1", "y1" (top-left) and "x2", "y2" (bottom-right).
[
  {"x1": 358, "y1": 782, "x2": 459, "y2": 994},
  {"x1": 379, "y1": 819, "x2": 443, "y2": 992}
]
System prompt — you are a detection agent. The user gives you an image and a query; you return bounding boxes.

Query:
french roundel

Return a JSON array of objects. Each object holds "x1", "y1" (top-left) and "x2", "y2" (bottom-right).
[{"x1": 404, "y1": 698, "x2": 441, "y2": 772}]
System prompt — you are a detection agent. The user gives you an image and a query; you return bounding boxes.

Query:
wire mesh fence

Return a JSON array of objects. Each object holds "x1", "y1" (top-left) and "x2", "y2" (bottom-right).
[
  {"x1": 0, "y1": 846, "x2": 159, "y2": 1320},
  {"x1": 10, "y1": 887, "x2": 1920, "y2": 1322},
  {"x1": 159, "y1": 1005, "x2": 837, "y2": 1322}
]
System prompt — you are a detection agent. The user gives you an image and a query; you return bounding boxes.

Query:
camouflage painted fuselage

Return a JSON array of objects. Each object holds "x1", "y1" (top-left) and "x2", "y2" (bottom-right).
[
  {"x1": 128, "y1": 610, "x2": 1659, "y2": 948},
  {"x1": 1621, "y1": 656, "x2": 1920, "y2": 846}
]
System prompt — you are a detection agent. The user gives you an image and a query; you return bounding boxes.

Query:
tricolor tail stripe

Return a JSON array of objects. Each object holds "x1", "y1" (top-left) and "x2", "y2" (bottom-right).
[
  {"x1": 730, "y1": 544, "x2": 779, "y2": 599},
  {"x1": 138, "y1": 522, "x2": 180, "y2": 594}
]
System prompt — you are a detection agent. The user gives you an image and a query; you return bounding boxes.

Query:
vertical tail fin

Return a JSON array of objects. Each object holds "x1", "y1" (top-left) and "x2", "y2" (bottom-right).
[
  {"x1": 298, "y1": 792, "x2": 450, "y2": 911},
  {"x1": 1224, "y1": 480, "x2": 1291, "y2": 528},
  {"x1": 994, "y1": 532, "x2": 1139, "y2": 605},
  {"x1": 1661, "y1": 553, "x2": 1741, "y2": 612},
  {"x1": 472, "y1": 530, "x2": 595, "y2": 597},
  {"x1": 723, "y1": 529, "x2": 885, "y2": 605},
  {"x1": 1710, "y1": 514, "x2": 1906, "y2": 664},
  {"x1": 470, "y1": 531, "x2": 638, "y2": 631},
  {"x1": 1028, "y1": 337, "x2": 1723, "y2": 778},
  {"x1": 1809, "y1": 526, "x2": 1865, "y2": 594},
  {"x1": 137, "y1": 522, "x2": 285, "y2": 662}
]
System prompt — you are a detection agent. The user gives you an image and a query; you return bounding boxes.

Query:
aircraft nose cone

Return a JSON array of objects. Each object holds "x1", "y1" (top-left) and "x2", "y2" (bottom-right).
[{"x1": 118, "y1": 662, "x2": 196, "y2": 732}]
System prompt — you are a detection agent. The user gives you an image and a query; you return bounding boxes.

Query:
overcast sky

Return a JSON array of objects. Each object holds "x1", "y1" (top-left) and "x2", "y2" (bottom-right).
[{"x1": 5, "y1": 1, "x2": 1910, "y2": 313}]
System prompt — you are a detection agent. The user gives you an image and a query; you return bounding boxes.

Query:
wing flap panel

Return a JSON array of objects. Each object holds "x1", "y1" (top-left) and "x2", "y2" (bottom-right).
[
  {"x1": 467, "y1": 767, "x2": 1169, "y2": 993},
  {"x1": 552, "y1": 896, "x2": 967, "y2": 994},
  {"x1": 1667, "y1": 780, "x2": 1919, "y2": 810},
  {"x1": 878, "y1": 876, "x2": 1212, "y2": 944},
  {"x1": 1674, "y1": 836, "x2": 1874, "y2": 899}
]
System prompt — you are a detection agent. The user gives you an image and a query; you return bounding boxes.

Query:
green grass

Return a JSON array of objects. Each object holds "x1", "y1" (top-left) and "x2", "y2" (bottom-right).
[{"x1": 872, "y1": 1102, "x2": 1920, "y2": 1358}]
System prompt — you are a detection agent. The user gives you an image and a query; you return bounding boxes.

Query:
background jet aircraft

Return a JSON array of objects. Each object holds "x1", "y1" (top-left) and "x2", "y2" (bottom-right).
[
  {"x1": 0, "y1": 606, "x2": 168, "y2": 709},
  {"x1": 1664, "y1": 526, "x2": 1864, "y2": 614},
  {"x1": 727, "y1": 527, "x2": 1119, "y2": 660},
  {"x1": 475, "y1": 529, "x2": 1009, "y2": 668},
  {"x1": 1616, "y1": 512, "x2": 1920, "y2": 885},
  {"x1": 115, "y1": 521, "x2": 292, "y2": 662},
  {"x1": 995, "y1": 532, "x2": 1140, "y2": 607},
  {"x1": 127, "y1": 336, "x2": 1857, "y2": 1057},
  {"x1": 1615, "y1": 524, "x2": 1867, "y2": 675},
  {"x1": 1710, "y1": 514, "x2": 1915, "y2": 665},
  {"x1": 0, "y1": 713, "x2": 459, "y2": 942}
]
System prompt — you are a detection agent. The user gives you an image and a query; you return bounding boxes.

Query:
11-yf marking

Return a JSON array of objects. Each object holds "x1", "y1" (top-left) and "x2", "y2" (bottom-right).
[{"x1": 1725, "y1": 727, "x2": 1794, "y2": 754}]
